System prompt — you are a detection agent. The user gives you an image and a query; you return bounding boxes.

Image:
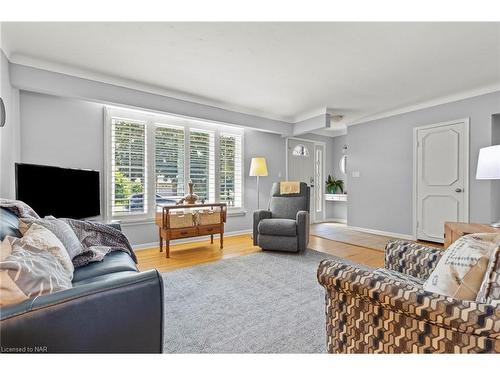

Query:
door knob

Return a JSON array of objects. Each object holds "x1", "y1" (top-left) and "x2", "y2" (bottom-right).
[{"x1": 455, "y1": 188, "x2": 463, "y2": 193}]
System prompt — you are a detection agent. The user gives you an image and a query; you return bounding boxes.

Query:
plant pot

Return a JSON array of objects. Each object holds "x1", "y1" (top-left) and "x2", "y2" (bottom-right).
[{"x1": 326, "y1": 186, "x2": 337, "y2": 194}]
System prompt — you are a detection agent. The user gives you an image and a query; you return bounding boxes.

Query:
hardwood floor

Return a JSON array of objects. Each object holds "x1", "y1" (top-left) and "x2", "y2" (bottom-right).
[{"x1": 136, "y1": 232, "x2": 386, "y2": 273}]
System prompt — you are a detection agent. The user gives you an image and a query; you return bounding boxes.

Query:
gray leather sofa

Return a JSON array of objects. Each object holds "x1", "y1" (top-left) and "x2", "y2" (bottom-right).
[
  {"x1": 253, "y1": 182, "x2": 310, "y2": 252},
  {"x1": 0, "y1": 207, "x2": 164, "y2": 353}
]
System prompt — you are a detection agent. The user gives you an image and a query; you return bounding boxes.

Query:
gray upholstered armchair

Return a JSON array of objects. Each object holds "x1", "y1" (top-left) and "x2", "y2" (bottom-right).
[{"x1": 253, "y1": 182, "x2": 310, "y2": 252}]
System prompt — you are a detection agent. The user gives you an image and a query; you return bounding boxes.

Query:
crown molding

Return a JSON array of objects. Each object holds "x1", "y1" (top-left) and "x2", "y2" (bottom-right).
[
  {"x1": 6, "y1": 52, "x2": 295, "y2": 124},
  {"x1": 346, "y1": 83, "x2": 500, "y2": 127}
]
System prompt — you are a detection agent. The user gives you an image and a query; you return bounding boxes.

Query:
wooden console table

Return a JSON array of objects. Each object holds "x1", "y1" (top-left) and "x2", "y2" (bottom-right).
[
  {"x1": 155, "y1": 203, "x2": 227, "y2": 258},
  {"x1": 444, "y1": 221, "x2": 500, "y2": 248}
]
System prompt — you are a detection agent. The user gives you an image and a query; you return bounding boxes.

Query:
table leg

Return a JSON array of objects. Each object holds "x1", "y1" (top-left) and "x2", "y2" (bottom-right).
[
  {"x1": 220, "y1": 233, "x2": 223, "y2": 249},
  {"x1": 210, "y1": 234, "x2": 214, "y2": 244},
  {"x1": 159, "y1": 229, "x2": 163, "y2": 252},
  {"x1": 166, "y1": 240, "x2": 170, "y2": 258}
]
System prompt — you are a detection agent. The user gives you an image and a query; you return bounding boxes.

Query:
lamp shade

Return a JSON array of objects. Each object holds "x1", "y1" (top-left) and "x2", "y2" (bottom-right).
[
  {"x1": 476, "y1": 145, "x2": 500, "y2": 180},
  {"x1": 249, "y1": 157, "x2": 268, "y2": 177}
]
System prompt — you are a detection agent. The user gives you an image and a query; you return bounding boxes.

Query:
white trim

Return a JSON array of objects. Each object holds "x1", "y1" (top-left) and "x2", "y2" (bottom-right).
[
  {"x1": 7, "y1": 54, "x2": 499, "y2": 131},
  {"x1": 323, "y1": 218, "x2": 347, "y2": 224},
  {"x1": 347, "y1": 84, "x2": 500, "y2": 127},
  {"x1": 412, "y1": 118, "x2": 470, "y2": 241},
  {"x1": 347, "y1": 226, "x2": 415, "y2": 241},
  {"x1": 132, "y1": 229, "x2": 252, "y2": 250}
]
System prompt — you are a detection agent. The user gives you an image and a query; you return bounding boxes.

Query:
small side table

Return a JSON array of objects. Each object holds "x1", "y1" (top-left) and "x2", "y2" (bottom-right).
[{"x1": 444, "y1": 222, "x2": 500, "y2": 248}]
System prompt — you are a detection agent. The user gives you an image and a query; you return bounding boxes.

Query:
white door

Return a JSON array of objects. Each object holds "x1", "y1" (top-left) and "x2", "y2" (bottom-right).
[
  {"x1": 416, "y1": 119, "x2": 469, "y2": 243},
  {"x1": 287, "y1": 138, "x2": 316, "y2": 220}
]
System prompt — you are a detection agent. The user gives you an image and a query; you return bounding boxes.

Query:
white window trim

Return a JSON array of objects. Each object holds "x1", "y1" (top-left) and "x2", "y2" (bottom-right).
[{"x1": 104, "y1": 106, "x2": 245, "y2": 222}]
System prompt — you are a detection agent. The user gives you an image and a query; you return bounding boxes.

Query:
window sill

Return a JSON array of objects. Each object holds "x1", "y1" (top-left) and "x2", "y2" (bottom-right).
[
  {"x1": 115, "y1": 208, "x2": 247, "y2": 227},
  {"x1": 227, "y1": 209, "x2": 247, "y2": 217}
]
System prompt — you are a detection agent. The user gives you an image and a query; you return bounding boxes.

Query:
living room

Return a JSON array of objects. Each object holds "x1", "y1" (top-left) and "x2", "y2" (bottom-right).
[{"x1": 1, "y1": 1, "x2": 500, "y2": 372}]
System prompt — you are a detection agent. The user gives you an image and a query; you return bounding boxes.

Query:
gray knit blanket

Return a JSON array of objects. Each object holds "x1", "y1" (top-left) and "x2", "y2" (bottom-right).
[{"x1": 1, "y1": 199, "x2": 137, "y2": 267}]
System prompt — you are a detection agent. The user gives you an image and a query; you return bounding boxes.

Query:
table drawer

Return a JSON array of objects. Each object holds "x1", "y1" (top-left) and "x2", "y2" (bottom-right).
[
  {"x1": 168, "y1": 227, "x2": 198, "y2": 239},
  {"x1": 198, "y1": 225, "x2": 220, "y2": 236}
]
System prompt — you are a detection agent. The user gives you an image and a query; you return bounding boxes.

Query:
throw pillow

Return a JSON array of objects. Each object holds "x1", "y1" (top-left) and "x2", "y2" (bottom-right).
[
  {"x1": 21, "y1": 223, "x2": 74, "y2": 277},
  {"x1": 19, "y1": 216, "x2": 84, "y2": 259},
  {"x1": 0, "y1": 237, "x2": 13, "y2": 261},
  {"x1": 476, "y1": 234, "x2": 500, "y2": 305},
  {"x1": 423, "y1": 233, "x2": 499, "y2": 301},
  {"x1": 0, "y1": 240, "x2": 72, "y2": 306}
]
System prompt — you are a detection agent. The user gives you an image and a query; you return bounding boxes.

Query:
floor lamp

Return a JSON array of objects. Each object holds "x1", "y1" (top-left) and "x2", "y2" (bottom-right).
[
  {"x1": 476, "y1": 145, "x2": 500, "y2": 227},
  {"x1": 249, "y1": 157, "x2": 268, "y2": 209}
]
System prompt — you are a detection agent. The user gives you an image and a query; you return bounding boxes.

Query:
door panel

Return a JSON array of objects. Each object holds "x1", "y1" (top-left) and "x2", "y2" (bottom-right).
[
  {"x1": 416, "y1": 120, "x2": 468, "y2": 243},
  {"x1": 314, "y1": 144, "x2": 325, "y2": 222}
]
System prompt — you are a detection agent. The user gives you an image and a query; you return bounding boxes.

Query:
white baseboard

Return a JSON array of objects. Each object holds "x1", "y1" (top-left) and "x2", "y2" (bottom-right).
[
  {"x1": 323, "y1": 217, "x2": 347, "y2": 224},
  {"x1": 133, "y1": 229, "x2": 252, "y2": 250},
  {"x1": 347, "y1": 225, "x2": 415, "y2": 241}
]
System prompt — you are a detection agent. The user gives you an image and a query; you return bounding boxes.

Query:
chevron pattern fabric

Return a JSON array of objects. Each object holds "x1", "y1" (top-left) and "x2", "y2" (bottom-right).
[
  {"x1": 384, "y1": 240, "x2": 444, "y2": 279},
  {"x1": 317, "y1": 244, "x2": 500, "y2": 353}
]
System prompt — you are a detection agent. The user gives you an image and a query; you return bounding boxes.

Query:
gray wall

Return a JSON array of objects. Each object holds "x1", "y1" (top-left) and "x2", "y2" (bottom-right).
[
  {"x1": 347, "y1": 91, "x2": 500, "y2": 236},
  {"x1": 0, "y1": 49, "x2": 20, "y2": 198},
  {"x1": 19, "y1": 91, "x2": 287, "y2": 246}
]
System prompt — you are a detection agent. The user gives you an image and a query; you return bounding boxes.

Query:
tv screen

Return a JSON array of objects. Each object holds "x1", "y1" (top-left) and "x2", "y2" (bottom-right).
[{"x1": 15, "y1": 163, "x2": 100, "y2": 219}]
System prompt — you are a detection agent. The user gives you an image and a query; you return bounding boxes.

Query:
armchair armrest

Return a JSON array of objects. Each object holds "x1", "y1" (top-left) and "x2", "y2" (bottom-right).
[
  {"x1": 317, "y1": 259, "x2": 500, "y2": 340},
  {"x1": 384, "y1": 239, "x2": 444, "y2": 280},
  {"x1": 253, "y1": 210, "x2": 272, "y2": 245},
  {"x1": 296, "y1": 210, "x2": 309, "y2": 251},
  {"x1": 0, "y1": 270, "x2": 164, "y2": 353}
]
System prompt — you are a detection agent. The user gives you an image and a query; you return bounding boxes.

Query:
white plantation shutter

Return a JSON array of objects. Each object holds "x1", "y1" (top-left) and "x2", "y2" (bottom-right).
[
  {"x1": 110, "y1": 118, "x2": 146, "y2": 215},
  {"x1": 219, "y1": 133, "x2": 243, "y2": 207},
  {"x1": 155, "y1": 125, "x2": 185, "y2": 201},
  {"x1": 189, "y1": 129, "x2": 215, "y2": 202},
  {"x1": 107, "y1": 107, "x2": 245, "y2": 220}
]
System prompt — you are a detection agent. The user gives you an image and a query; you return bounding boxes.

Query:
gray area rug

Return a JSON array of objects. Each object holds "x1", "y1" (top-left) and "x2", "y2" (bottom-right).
[{"x1": 162, "y1": 249, "x2": 341, "y2": 353}]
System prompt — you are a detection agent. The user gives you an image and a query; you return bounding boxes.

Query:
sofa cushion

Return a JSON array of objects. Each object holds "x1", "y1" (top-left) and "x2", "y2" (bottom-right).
[
  {"x1": 72, "y1": 251, "x2": 138, "y2": 283},
  {"x1": 258, "y1": 218, "x2": 297, "y2": 237},
  {"x1": 0, "y1": 208, "x2": 22, "y2": 241},
  {"x1": 72, "y1": 271, "x2": 139, "y2": 287}
]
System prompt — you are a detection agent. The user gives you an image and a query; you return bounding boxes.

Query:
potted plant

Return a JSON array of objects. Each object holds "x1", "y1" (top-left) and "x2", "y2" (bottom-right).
[{"x1": 325, "y1": 175, "x2": 344, "y2": 194}]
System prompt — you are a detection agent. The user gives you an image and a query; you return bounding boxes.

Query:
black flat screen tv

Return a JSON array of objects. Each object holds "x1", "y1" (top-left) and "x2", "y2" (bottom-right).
[{"x1": 15, "y1": 163, "x2": 100, "y2": 219}]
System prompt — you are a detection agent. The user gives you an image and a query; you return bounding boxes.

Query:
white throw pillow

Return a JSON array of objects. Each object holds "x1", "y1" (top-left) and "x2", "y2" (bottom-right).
[
  {"x1": 21, "y1": 223, "x2": 74, "y2": 278},
  {"x1": 423, "y1": 233, "x2": 500, "y2": 301},
  {"x1": 0, "y1": 237, "x2": 13, "y2": 261}
]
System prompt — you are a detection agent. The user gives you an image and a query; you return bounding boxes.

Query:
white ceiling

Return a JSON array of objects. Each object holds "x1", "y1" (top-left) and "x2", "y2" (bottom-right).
[{"x1": 2, "y1": 22, "x2": 500, "y2": 125}]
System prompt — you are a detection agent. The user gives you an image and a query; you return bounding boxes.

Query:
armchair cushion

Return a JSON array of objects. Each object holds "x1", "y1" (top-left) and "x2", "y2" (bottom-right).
[{"x1": 257, "y1": 218, "x2": 296, "y2": 237}]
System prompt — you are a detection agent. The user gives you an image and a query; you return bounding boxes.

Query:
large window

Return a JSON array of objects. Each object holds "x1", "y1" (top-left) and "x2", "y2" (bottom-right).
[{"x1": 105, "y1": 108, "x2": 244, "y2": 220}]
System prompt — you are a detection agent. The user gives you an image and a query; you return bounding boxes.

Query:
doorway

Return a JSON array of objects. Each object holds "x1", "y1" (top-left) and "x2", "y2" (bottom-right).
[
  {"x1": 286, "y1": 137, "x2": 325, "y2": 223},
  {"x1": 413, "y1": 118, "x2": 469, "y2": 243}
]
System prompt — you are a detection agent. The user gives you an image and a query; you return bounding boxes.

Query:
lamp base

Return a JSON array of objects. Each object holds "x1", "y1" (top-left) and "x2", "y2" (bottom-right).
[{"x1": 491, "y1": 222, "x2": 500, "y2": 228}]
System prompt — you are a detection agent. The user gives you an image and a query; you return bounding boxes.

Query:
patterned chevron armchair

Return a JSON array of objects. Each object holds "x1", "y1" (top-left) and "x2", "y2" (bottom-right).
[{"x1": 317, "y1": 240, "x2": 500, "y2": 353}]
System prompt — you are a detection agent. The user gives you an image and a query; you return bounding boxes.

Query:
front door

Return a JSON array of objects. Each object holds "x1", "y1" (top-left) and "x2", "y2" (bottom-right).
[
  {"x1": 416, "y1": 119, "x2": 469, "y2": 243},
  {"x1": 287, "y1": 138, "x2": 321, "y2": 222}
]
